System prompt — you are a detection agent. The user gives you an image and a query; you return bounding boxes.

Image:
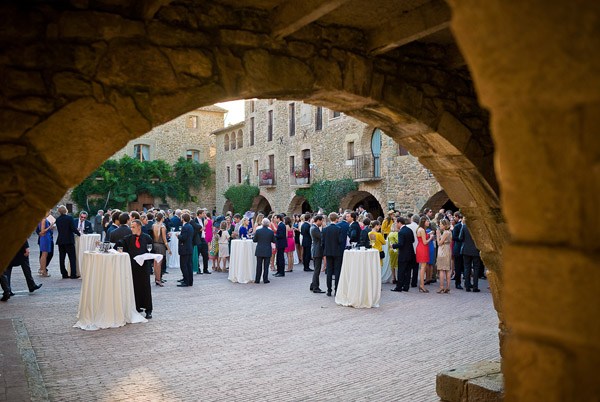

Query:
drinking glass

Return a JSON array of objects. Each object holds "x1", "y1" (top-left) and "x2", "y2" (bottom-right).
[{"x1": 146, "y1": 244, "x2": 152, "y2": 253}]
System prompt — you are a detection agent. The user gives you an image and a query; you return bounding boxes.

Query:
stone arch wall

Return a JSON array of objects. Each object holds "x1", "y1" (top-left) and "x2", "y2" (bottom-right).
[
  {"x1": 287, "y1": 194, "x2": 309, "y2": 215},
  {"x1": 340, "y1": 190, "x2": 384, "y2": 216},
  {"x1": 251, "y1": 192, "x2": 275, "y2": 215},
  {"x1": 0, "y1": 0, "x2": 505, "y2": 348}
]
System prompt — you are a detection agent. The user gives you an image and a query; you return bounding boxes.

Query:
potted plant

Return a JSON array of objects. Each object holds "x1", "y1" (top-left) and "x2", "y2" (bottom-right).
[
  {"x1": 261, "y1": 170, "x2": 273, "y2": 185},
  {"x1": 294, "y1": 168, "x2": 309, "y2": 184}
]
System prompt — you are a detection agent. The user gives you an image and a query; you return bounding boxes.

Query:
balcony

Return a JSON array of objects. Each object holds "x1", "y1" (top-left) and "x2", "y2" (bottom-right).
[
  {"x1": 290, "y1": 166, "x2": 311, "y2": 187},
  {"x1": 353, "y1": 154, "x2": 382, "y2": 182},
  {"x1": 259, "y1": 169, "x2": 276, "y2": 187}
]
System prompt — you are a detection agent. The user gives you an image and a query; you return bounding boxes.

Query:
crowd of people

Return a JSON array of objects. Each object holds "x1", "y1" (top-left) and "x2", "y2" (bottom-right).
[{"x1": 1, "y1": 204, "x2": 486, "y2": 317}]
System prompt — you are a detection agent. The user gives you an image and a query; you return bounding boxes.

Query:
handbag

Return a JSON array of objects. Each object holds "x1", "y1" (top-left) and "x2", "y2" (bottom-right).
[{"x1": 379, "y1": 250, "x2": 385, "y2": 259}]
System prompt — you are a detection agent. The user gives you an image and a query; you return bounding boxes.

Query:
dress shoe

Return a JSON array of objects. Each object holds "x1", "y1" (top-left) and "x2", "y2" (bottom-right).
[
  {"x1": 273, "y1": 273, "x2": 284, "y2": 277},
  {"x1": 402, "y1": 288, "x2": 409, "y2": 292},
  {"x1": 29, "y1": 284, "x2": 42, "y2": 293},
  {"x1": 163, "y1": 271, "x2": 169, "y2": 274},
  {"x1": 203, "y1": 270, "x2": 211, "y2": 274},
  {"x1": 71, "y1": 276, "x2": 80, "y2": 279},
  {"x1": 196, "y1": 271, "x2": 203, "y2": 274},
  {"x1": 313, "y1": 289, "x2": 325, "y2": 293},
  {"x1": 62, "y1": 276, "x2": 69, "y2": 279},
  {"x1": 456, "y1": 285, "x2": 464, "y2": 290},
  {"x1": 1, "y1": 294, "x2": 9, "y2": 301},
  {"x1": 264, "y1": 280, "x2": 270, "y2": 284},
  {"x1": 326, "y1": 290, "x2": 332, "y2": 297},
  {"x1": 145, "y1": 312, "x2": 152, "y2": 319},
  {"x1": 466, "y1": 287, "x2": 472, "y2": 292},
  {"x1": 9, "y1": 292, "x2": 14, "y2": 296},
  {"x1": 177, "y1": 283, "x2": 189, "y2": 287},
  {"x1": 309, "y1": 286, "x2": 314, "y2": 291},
  {"x1": 472, "y1": 288, "x2": 481, "y2": 293},
  {"x1": 177, "y1": 279, "x2": 185, "y2": 283},
  {"x1": 304, "y1": 268, "x2": 314, "y2": 272},
  {"x1": 390, "y1": 288, "x2": 402, "y2": 292}
]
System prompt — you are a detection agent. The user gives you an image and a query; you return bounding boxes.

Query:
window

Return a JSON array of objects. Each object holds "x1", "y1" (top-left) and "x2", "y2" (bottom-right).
[
  {"x1": 332, "y1": 110, "x2": 341, "y2": 118},
  {"x1": 250, "y1": 100, "x2": 255, "y2": 113},
  {"x1": 250, "y1": 117, "x2": 255, "y2": 146},
  {"x1": 186, "y1": 149, "x2": 200, "y2": 162},
  {"x1": 236, "y1": 164, "x2": 242, "y2": 184},
  {"x1": 230, "y1": 131, "x2": 236, "y2": 150},
  {"x1": 187, "y1": 115, "x2": 198, "y2": 128},
  {"x1": 227, "y1": 166, "x2": 231, "y2": 183},
  {"x1": 315, "y1": 106, "x2": 323, "y2": 131},
  {"x1": 133, "y1": 144, "x2": 150, "y2": 161},
  {"x1": 254, "y1": 160, "x2": 258, "y2": 176},
  {"x1": 289, "y1": 155, "x2": 295, "y2": 174},
  {"x1": 398, "y1": 144, "x2": 409, "y2": 156},
  {"x1": 268, "y1": 154, "x2": 275, "y2": 172},
  {"x1": 289, "y1": 103, "x2": 295, "y2": 136},
  {"x1": 224, "y1": 134, "x2": 229, "y2": 151},
  {"x1": 237, "y1": 130, "x2": 243, "y2": 148},
  {"x1": 347, "y1": 141, "x2": 355, "y2": 160},
  {"x1": 267, "y1": 110, "x2": 273, "y2": 142}
]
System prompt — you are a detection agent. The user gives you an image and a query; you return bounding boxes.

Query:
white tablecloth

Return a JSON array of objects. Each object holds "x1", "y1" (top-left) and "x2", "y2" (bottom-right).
[
  {"x1": 167, "y1": 231, "x2": 180, "y2": 269},
  {"x1": 228, "y1": 239, "x2": 257, "y2": 283},
  {"x1": 335, "y1": 249, "x2": 382, "y2": 308},
  {"x1": 74, "y1": 251, "x2": 147, "y2": 330},
  {"x1": 68, "y1": 233, "x2": 101, "y2": 277}
]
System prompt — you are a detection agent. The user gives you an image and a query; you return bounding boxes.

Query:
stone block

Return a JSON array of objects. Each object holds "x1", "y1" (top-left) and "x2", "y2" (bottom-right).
[
  {"x1": 436, "y1": 361, "x2": 502, "y2": 402},
  {"x1": 467, "y1": 373, "x2": 504, "y2": 402},
  {"x1": 163, "y1": 48, "x2": 213, "y2": 79}
]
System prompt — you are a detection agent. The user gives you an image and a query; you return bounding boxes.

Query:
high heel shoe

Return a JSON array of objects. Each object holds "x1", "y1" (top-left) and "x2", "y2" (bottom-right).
[
  {"x1": 436, "y1": 288, "x2": 444, "y2": 294},
  {"x1": 41, "y1": 270, "x2": 51, "y2": 277},
  {"x1": 444, "y1": 288, "x2": 450, "y2": 293},
  {"x1": 419, "y1": 287, "x2": 429, "y2": 293},
  {"x1": 155, "y1": 281, "x2": 164, "y2": 287}
]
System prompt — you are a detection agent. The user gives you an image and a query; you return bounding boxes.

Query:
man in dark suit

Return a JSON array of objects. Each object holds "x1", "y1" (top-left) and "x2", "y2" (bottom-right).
[
  {"x1": 274, "y1": 214, "x2": 287, "y2": 277},
  {"x1": 452, "y1": 212, "x2": 464, "y2": 289},
  {"x1": 55, "y1": 205, "x2": 81, "y2": 279},
  {"x1": 109, "y1": 212, "x2": 132, "y2": 245},
  {"x1": 170, "y1": 209, "x2": 182, "y2": 231},
  {"x1": 459, "y1": 216, "x2": 482, "y2": 292},
  {"x1": 189, "y1": 212, "x2": 203, "y2": 274},
  {"x1": 76, "y1": 211, "x2": 93, "y2": 234},
  {"x1": 253, "y1": 218, "x2": 275, "y2": 284},
  {"x1": 359, "y1": 217, "x2": 372, "y2": 248},
  {"x1": 309, "y1": 215, "x2": 325, "y2": 293},
  {"x1": 142, "y1": 212, "x2": 155, "y2": 235},
  {"x1": 322, "y1": 212, "x2": 345, "y2": 296},
  {"x1": 106, "y1": 210, "x2": 121, "y2": 239},
  {"x1": 1, "y1": 240, "x2": 42, "y2": 301},
  {"x1": 391, "y1": 217, "x2": 416, "y2": 292},
  {"x1": 195, "y1": 209, "x2": 211, "y2": 274},
  {"x1": 177, "y1": 212, "x2": 194, "y2": 287},
  {"x1": 93, "y1": 210, "x2": 104, "y2": 235},
  {"x1": 300, "y1": 213, "x2": 313, "y2": 272},
  {"x1": 337, "y1": 211, "x2": 350, "y2": 249},
  {"x1": 119, "y1": 219, "x2": 154, "y2": 319},
  {"x1": 347, "y1": 212, "x2": 361, "y2": 244}
]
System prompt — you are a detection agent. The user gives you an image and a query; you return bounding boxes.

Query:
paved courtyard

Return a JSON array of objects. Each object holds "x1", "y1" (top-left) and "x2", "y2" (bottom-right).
[{"x1": 1, "y1": 236, "x2": 500, "y2": 401}]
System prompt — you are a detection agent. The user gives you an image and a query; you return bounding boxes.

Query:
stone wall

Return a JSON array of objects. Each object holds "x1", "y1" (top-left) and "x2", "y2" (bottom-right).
[{"x1": 214, "y1": 99, "x2": 442, "y2": 215}]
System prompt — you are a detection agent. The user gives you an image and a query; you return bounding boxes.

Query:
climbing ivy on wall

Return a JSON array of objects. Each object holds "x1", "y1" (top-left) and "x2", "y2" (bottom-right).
[
  {"x1": 223, "y1": 184, "x2": 260, "y2": 214},
  {"x1": 72, "y1": 156, "x2": 212, "y2": 213},
  {"x1": 296, "y1": 178, "x2": 358, "y2": 213}
]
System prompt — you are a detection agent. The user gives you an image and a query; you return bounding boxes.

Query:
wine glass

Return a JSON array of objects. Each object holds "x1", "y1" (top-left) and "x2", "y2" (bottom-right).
[{"x1": 146, "y1": 244, "x2": 152, "y2": 253}]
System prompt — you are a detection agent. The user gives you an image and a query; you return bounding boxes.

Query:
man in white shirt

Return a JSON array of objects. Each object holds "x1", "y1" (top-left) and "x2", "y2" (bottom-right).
[
  {"x1": 195, "y1": 209, "x2": 210, "y2": 274},
  {"x1": 407, "y1": 214, "x2": 419, "y2": 288}
]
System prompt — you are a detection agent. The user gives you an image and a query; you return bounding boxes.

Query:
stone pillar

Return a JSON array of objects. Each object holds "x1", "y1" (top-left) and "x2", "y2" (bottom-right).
[{"x1": 449, "y1": 1, "x2": 600, "y2": 400}]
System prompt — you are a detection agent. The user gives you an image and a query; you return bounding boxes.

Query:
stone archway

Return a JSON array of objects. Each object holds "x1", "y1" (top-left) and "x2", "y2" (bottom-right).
[
  {"x1": 288, "y1": 194, "x2": 311, "y2": 215},
  {"x1": 422, "y1": 190, "x2": 457, "y2": 214},
  {"x1": 222, "y1": 199, "x2": 234, "y2": 215},
  {"x1": 340, "y1": 190, "x2": 384, "y2": 219},
  {"x1": 251, "y1": 194, "x2": 273, "y2": 216}
]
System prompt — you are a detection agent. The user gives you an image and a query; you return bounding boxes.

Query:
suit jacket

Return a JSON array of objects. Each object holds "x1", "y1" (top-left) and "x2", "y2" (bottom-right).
[
  {"x1": 142, "y1": 220, "x2": 154, "y2": 236},
  {"x1": 110, "y1": 225, "x2": 132, "y2": 245},
  {"x1": 93, "y1": 214, "x2": 103, "y2": 233},
  {"x1": 178, "y1": 223, "x2": 194, "y2": 255},
  {"x1": 309, "y1": 224, "x2": 323, "y2": 258},
  {"x1": 459, "y1": 224, "x2": 480, "y2": 256},
  {"x1": 76, "y1": 219, "x2": 93, "y2": 234},
  {"x1": 170, "y1": 216, "x2": 182, "y2": 231},
  {"x1": 452, "y1": 221, "x2": 463, "y2": 256},
  {"x1": 56, "y1": 214, "x2": 80, "y2": 245},
  {"x1": 9, "y1": 240, "x2": 29, "y2": 267},
  {"x1": 348, "y1": 221, "x2": 361, "y2": 243},
  {"x1": 253, "y1": 226, "x2": 275, "y2": 257},
  {"x1": 337, "y1": 220, "x2": 349, "y2": 247},
  {"x1": 300, "y1": 221, "x2": 312, "y2": 247},
  {"x1": 322, "y1": 223, "x2": 344, "y2": 257},
  {"x1": 275, "y1": 221, "x2": 287, "y2": 249},
  {"x1": 392, "y1": 225, "x2": 416, "y2": 262},
  {"x1": 359, "y1": 226, "x2": 372, "y2": 248},
  {"x1": 189, "y1": 219, "x2": 202, "y2": 246}
]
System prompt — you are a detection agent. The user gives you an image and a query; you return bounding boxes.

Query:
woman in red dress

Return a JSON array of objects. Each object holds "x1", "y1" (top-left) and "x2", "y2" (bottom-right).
[
  {"x1": 284, "y1": 216, "x2": 295, "y2": 272},
  {"x1": 416, "y1": 216, "x2": 435, "y2": 293}
]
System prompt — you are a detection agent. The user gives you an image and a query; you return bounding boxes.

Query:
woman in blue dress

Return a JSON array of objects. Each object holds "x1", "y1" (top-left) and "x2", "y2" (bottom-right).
[
  {"x1": 38, "y1": 211, "x2": 54, "y2": 277},
  {"x1": 425, "y1": 227, "x2": 437, "y2": 285}
]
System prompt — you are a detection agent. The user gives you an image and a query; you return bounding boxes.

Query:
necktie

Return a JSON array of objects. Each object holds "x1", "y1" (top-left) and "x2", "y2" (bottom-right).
[{"x1": 135, "y1": 236, "x2": 140, "y2": 248}]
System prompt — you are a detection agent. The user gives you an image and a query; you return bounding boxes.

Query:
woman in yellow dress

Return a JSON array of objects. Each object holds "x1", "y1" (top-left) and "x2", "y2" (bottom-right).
[
  {"x1": 368, "y1": 221, "x2": 386, "y2": 266},
  {"x1": 387, "y1": 224, "x2": 399, "y2": 283},
  {"x1": 381, "y1": 210, "x2": 395, "y2": 240}
]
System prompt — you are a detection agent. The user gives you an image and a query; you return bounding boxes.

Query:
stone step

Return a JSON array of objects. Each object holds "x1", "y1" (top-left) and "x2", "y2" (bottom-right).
[{"x1": 436, "y1": 360, "x2": 504, "y2": 402}]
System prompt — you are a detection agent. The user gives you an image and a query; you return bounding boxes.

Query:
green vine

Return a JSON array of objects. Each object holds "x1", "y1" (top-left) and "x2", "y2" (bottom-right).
[
  {"x1": 296, "y1": 178, "x2": 358, "y2": 213},
  {"x1": 72, "y1": 156, "x2": 212, "y2": 213},
  {"x1": 223, "y1": 184, "x2": 260, "y2": 214}
]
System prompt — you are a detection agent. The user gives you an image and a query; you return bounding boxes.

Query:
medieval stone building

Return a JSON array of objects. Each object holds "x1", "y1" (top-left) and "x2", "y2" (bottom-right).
[{"x1": 214, "y1": 99, "x2": 445, "y2": 216}]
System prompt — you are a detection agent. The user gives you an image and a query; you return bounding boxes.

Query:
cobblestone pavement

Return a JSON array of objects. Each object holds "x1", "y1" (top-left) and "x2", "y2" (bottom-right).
[{"x1": 1, "y1": 236, "x2": 500, "y2": 401}]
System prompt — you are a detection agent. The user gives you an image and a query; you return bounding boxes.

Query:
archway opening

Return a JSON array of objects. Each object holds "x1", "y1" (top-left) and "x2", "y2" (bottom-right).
[
  {"x1": 252, "y1": 195, "x2": 272, "y2": 216},
  {"x1": 222, "y1": 199, "x2": 234, "y2": 215},
  {"x1": 422, "y1": 190, "x2": 457, "y2": 214},
  {"x1": 288, "y1": 194, "x2": 311, "y2": 215},
  {"x1": 340, "y1": 190, "x2": 384, "y2": 220}
]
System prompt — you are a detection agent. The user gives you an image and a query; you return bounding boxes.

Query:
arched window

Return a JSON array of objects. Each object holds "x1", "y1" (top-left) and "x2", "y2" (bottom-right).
[
  {"x1": 237, "y1": 129, "x2": 243, "y2": 148},
  {"x1": 224, "y1": 134, "x2": 229, "y2": 151},
  {"x1": 133, "y1": 144, "x2": 150, "y2": 161},
  {"x1": 230, "y1": 131, "x2": 236, "y2": 150}
]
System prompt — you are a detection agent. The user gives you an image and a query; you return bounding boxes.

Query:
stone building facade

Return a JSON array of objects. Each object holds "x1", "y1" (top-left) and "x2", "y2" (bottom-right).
[
  {"x1": 61, "y1": 105, "x2": 225, "y2": 212},
  {"x1": 214, "y1": 99, "x2": 444, "y2": 217}
]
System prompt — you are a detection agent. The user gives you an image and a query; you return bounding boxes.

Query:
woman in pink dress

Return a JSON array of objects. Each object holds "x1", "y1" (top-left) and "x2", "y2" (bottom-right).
[
  {"x1": 416, "y1": 216, "x2": 434, "y2": 293},
  {"x1": 284, "y1": 216, "x2": 295, "y2": 272}
]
